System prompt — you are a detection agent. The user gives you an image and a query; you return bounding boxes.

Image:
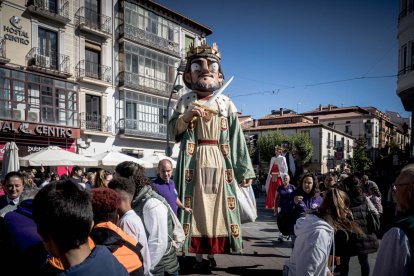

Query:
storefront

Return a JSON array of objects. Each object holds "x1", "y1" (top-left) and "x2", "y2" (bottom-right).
[{"x1": 0, "y1": 120, "x2": 80, "y2": 175}]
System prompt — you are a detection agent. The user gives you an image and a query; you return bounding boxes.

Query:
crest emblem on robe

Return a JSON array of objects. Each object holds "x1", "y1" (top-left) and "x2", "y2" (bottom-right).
[
  {"x1": 220, "y1": 144, "x2": 229, "y2": 157},
  {"x1": 225, "y1": 169, "x2": 233, "y2": 184},
  {"x1": 221, "y1": 118, "x2": 228, "y2": 131},
  {"x1": 185, "y1": 169, "x2": 193, "y2": 183},
  {"x1": 184, "y1": 196, "x2": 192, "y2": 208},
  {"x1": 187, "y1": 141, "x2": 195, "y2": 156},
  {"x1": 183, "y1": 223, "x2": 190, "y2": 236},
  {"x1": 230, "y1": 224, "x2": 240, "y2": 238},
  {"x1": 227, "y1": 196, "x2": 236, "y2": 211}
]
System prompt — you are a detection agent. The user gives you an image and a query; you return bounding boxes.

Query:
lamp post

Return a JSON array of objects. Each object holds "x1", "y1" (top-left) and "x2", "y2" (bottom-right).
[{"x1": 165, "y1": 59, "x2": 186, "y2": 157}]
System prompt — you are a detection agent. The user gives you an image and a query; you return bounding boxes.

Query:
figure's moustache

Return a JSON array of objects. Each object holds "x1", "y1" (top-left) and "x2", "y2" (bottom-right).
[{"x1": 192, "y1": 80, "x2": 222, "y2": 92}]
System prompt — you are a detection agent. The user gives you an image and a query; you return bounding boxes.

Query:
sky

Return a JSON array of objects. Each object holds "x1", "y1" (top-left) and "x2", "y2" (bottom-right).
[{"x1": 154, "y1": 0, "x2": 410, "y2": 119}]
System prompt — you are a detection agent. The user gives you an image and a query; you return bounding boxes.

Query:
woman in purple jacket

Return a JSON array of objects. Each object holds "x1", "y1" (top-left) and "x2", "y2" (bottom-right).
[{"x1": 289, "y1": 173, "x2": 324, "y2": 244}]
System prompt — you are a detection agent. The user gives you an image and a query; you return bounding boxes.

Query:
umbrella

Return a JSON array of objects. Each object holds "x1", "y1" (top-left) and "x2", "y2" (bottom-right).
[
  {"x1": 1, "y1": 142, "x2": 20, "y2": 180},
  {"x1": 91, "y1": 150, "x2": 153, "y2": 169},
  {"x1": 139, "y1": 154, "x2": 177, "y2": 169},
  {"x1": 19, "y1": 146, "x2": 98, "y2": 167}
]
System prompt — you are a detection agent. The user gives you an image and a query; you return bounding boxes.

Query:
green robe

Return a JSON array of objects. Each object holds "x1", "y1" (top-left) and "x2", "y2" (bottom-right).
[{"x1": 168, "y1": 91, "x2": 255, "y2": 254}]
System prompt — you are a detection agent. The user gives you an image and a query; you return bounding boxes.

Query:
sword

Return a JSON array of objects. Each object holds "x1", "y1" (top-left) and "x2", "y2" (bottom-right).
[{"x1": 191, "y1": 76, "x2": 234, "y2": 113}]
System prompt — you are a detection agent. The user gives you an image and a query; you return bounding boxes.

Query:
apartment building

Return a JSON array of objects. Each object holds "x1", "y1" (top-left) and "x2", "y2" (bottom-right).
[
  {"x1": 242, "y1": 109, "x2": 354, "y2": 174},
  {"x1": 302, "y1": 105, "x2": 411, "y2": 162},
  {"x1": 397, "y1": 0, "x2": 414, "y2": 156},
  {"x1": 0, "y1": 0, "x2": 78, "y2": 174},
  {"x1": 0, "y1": 0, "x2": 212, "y2": 167}
]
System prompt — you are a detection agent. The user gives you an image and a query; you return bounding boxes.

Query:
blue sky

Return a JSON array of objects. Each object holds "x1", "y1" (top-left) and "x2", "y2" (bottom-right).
[{"x1": 154, "y1": 0, "x2": 410, "y2": 119}]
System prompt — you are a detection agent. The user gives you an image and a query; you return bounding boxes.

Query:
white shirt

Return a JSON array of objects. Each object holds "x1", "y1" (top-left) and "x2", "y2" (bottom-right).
[
  {"x1": 141, "y1": 198, "x2": 169, "y2": 270},
  {"x1": 283, "y1": 151, "x2": 296, "y2": 176},
  {"x1": 119, "y1": 210, "x2": 152, "y2": 276},
  {"x1": 373, "y1": 227, "x2": 411, "y2": 275}
]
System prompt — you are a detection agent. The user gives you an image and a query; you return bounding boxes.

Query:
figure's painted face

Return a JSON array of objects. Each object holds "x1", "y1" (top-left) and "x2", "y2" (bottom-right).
[{"x1": 185, "y1": 57, "x2": 223, "y2": 92}]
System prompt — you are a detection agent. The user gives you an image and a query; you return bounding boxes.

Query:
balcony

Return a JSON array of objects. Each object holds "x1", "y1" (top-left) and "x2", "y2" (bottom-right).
[
  {"x1": 80, "y1": 112, "x2": 112, "y2": 134},
  {"x1": 76, "y1": 60, "x2": 112, "y2": 86},
  {"x1": 75, "y1": 7, "x2": 112, "y2": 39},
  {"x1": 26, "y1": 0, "x2": 70, "y2": 24},
  {"x1": 118, "y1": 24, "x2": 180, "y2": 57},
  {"x1": 117, "y1": 71, "x2": 175, "y2": 98},
  {"x1": 26, "y1": 47, "x2": 71, "y2": 78},
  {"x1": 118, "y1": 118, "x2": 167, "y2": 140},
  {"x1": 0, "y1": 38, "x2": 10, "y2": 64}
]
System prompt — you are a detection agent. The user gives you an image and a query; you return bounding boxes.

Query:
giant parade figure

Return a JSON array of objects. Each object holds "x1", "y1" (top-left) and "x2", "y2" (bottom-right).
[{"x1": 168, "y1": 42, "x2": 255, "y2": 267}]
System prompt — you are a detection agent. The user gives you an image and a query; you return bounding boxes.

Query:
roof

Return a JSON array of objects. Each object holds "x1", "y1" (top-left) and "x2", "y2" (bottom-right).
[{"x1": 308, "y1": 112, "x2": 372, "y2": 120}]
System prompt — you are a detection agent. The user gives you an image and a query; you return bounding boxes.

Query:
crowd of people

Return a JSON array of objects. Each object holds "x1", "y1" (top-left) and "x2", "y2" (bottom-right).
[{"x1": 0, "y1": 161, "x2": 412, "y2": 275}]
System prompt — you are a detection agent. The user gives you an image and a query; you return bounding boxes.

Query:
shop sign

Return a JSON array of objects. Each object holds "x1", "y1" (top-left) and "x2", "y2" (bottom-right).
[
  {"x1": 0, "y1": 121, "x2": 75, "y2": 138},
  {"x1": 3, "y1": 16, "x2": 30, "y2": 45}
]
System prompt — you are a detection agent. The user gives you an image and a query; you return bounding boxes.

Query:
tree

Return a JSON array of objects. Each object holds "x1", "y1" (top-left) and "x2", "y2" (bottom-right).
[
  {"x1": 257, "y1": 130, "x2": 289, "y2": 162},
  {"x1": 346, "y1": 138, "x2": 371, "y2": 173},
  {"x1": 257, "y1": 131, "x2": 312, "y2": 165},
  {"x1": 290, "y1": 132, "x2": 313, "y2": 164}
]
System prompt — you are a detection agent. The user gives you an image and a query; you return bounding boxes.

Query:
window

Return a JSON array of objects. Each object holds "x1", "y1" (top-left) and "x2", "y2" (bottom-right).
[
  {"x1": 345, "y1": 125, "x2": 350, "y2": 134},
  {"x1": 46, "y1": 0, "x2": 58, "y2": 13},
  {"x1": 0, "y1": 68, "x2": 78, "y2": 126},
  {"x1": 400, "y1": 45, "x2": 408, "y2": 75},
  {"x1": 123, "y1": 91, "x2": 168, "y2": 138},
  {"x1": 185, "y1": 35, "x2": 194, "y2": 52},
  {"x1": 86, "y1": 94, "x2": 101, "y2": 130},
  {"x1": 38, "y1": 28, "x2": 58, "y2": 69},
  {"x1": 85, "y1": 0, "x2": 100, "y2": 29},
  {"x1": 123, "y1": 42, "x2": 179, "y2": 93},
  {"x1": 124, "y1": 2, "x2": 179, "y2": 51},
  {"x1": 85, "y1": 47, "x2": 101, "y2": 79}
]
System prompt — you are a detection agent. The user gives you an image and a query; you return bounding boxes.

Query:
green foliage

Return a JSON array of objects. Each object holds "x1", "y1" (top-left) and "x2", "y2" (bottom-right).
[
  {"x1": 291, "y1": 132, "x2": 313, "y2": 164},
  {"x1": 346, "y1": 138, "x2": 371, "y2": 173},
  {"x1": 257, "y1": 131, "x2": 313, "y2": 164}
]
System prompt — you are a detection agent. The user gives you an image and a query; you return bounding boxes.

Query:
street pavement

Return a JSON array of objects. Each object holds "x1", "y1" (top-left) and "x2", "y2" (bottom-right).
[{"x1": 178, "y1": 192, "x2": 378, "y2": 275}]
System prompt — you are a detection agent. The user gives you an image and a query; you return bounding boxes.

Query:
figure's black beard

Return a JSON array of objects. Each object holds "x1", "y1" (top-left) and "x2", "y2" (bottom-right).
[{"x1": 192, "y1": 81, "x2": 222, "y2": 92}]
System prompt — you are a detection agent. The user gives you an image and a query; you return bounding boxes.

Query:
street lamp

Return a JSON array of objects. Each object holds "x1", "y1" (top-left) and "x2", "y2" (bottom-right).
[{"x1": 165, "y1": 59, "x2": 186, "y2": 157}]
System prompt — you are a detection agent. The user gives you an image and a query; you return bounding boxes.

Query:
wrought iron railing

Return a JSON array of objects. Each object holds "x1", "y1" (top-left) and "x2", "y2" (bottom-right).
[
  {"x1": 26, "y1": 47, "x2": 70, "y2": 75},
  {"x1": 118, "y1": 24, "x2": 180, "y2": 56},
  {"x1": 76, "y1": 60, "x2": 111, "y2": 83},
  {"x1": 27, "y1": 0, "x2": 70, "y2": 19},
  {"x1": 80, "y1": 112, "x2": 112, "y2": 132},
  {"x1": 117, "y1": 118, "x2": 167, "y2": 139},
  {"x1": 117, "y1": 71, "x2": 173, "y2": 97},
  {"x1": 75, "y1": 7, "x2": 112, "y2": 35}
]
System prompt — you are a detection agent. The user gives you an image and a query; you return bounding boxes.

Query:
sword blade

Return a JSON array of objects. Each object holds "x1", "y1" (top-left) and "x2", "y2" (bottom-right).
[{"x1": 203, "y1": 76, "x2": 234, "y2": 107}]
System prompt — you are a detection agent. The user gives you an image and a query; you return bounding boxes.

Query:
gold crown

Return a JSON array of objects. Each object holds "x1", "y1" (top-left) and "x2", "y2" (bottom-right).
[{"x1": 186, "y1": 41, "x2": 221, "y2": 60}]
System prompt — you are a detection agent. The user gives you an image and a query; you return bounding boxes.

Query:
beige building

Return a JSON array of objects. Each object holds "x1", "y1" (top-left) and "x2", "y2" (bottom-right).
[
  {"x1": 0, "y1": 0, "x2": 212, "y2": 167},
  {"x1": 302, "y1": 105, "x2": 411, "y2": 163},
  {"x1": 242, "y1": 109, "x2": 354, "y2": 174}
]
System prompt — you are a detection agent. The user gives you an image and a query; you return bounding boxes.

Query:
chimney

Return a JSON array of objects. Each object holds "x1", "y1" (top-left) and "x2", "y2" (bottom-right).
[
  {"x1": 280, "y1": 108, "x2": 284, "y2": 116},
  {"x1": 319, "y1": 104, "x2": 322, "y2": 111},
  {"x1": 253, "y1": 119, "x2": 259, "y2": 128},
  {"x1": 328, "y1": 104, "x2": 332, "y2": 111},
  {"x1": 313, "y1": 117, "x2": 319, "y2": 124}
]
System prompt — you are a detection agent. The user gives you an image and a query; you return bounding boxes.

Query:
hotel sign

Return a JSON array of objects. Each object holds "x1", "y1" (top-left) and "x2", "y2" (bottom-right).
[
  {"x1": 3, "y1": 16, "x2": 30, "y2": 45},
  {"x1": 0, "y1": 121, "x2": 80, "y2": 139}
]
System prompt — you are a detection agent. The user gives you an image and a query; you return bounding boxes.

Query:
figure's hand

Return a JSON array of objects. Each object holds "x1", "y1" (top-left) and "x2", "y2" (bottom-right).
[
  {"x1": 183, "y1": 207, "x2": 193, "y2": 214},
  {"x1": 239, "y1": 179, "x2": 253, "y2": 188},
  {"x1": 182, "y1": 106, "x2": 206, "y2": 123}
]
